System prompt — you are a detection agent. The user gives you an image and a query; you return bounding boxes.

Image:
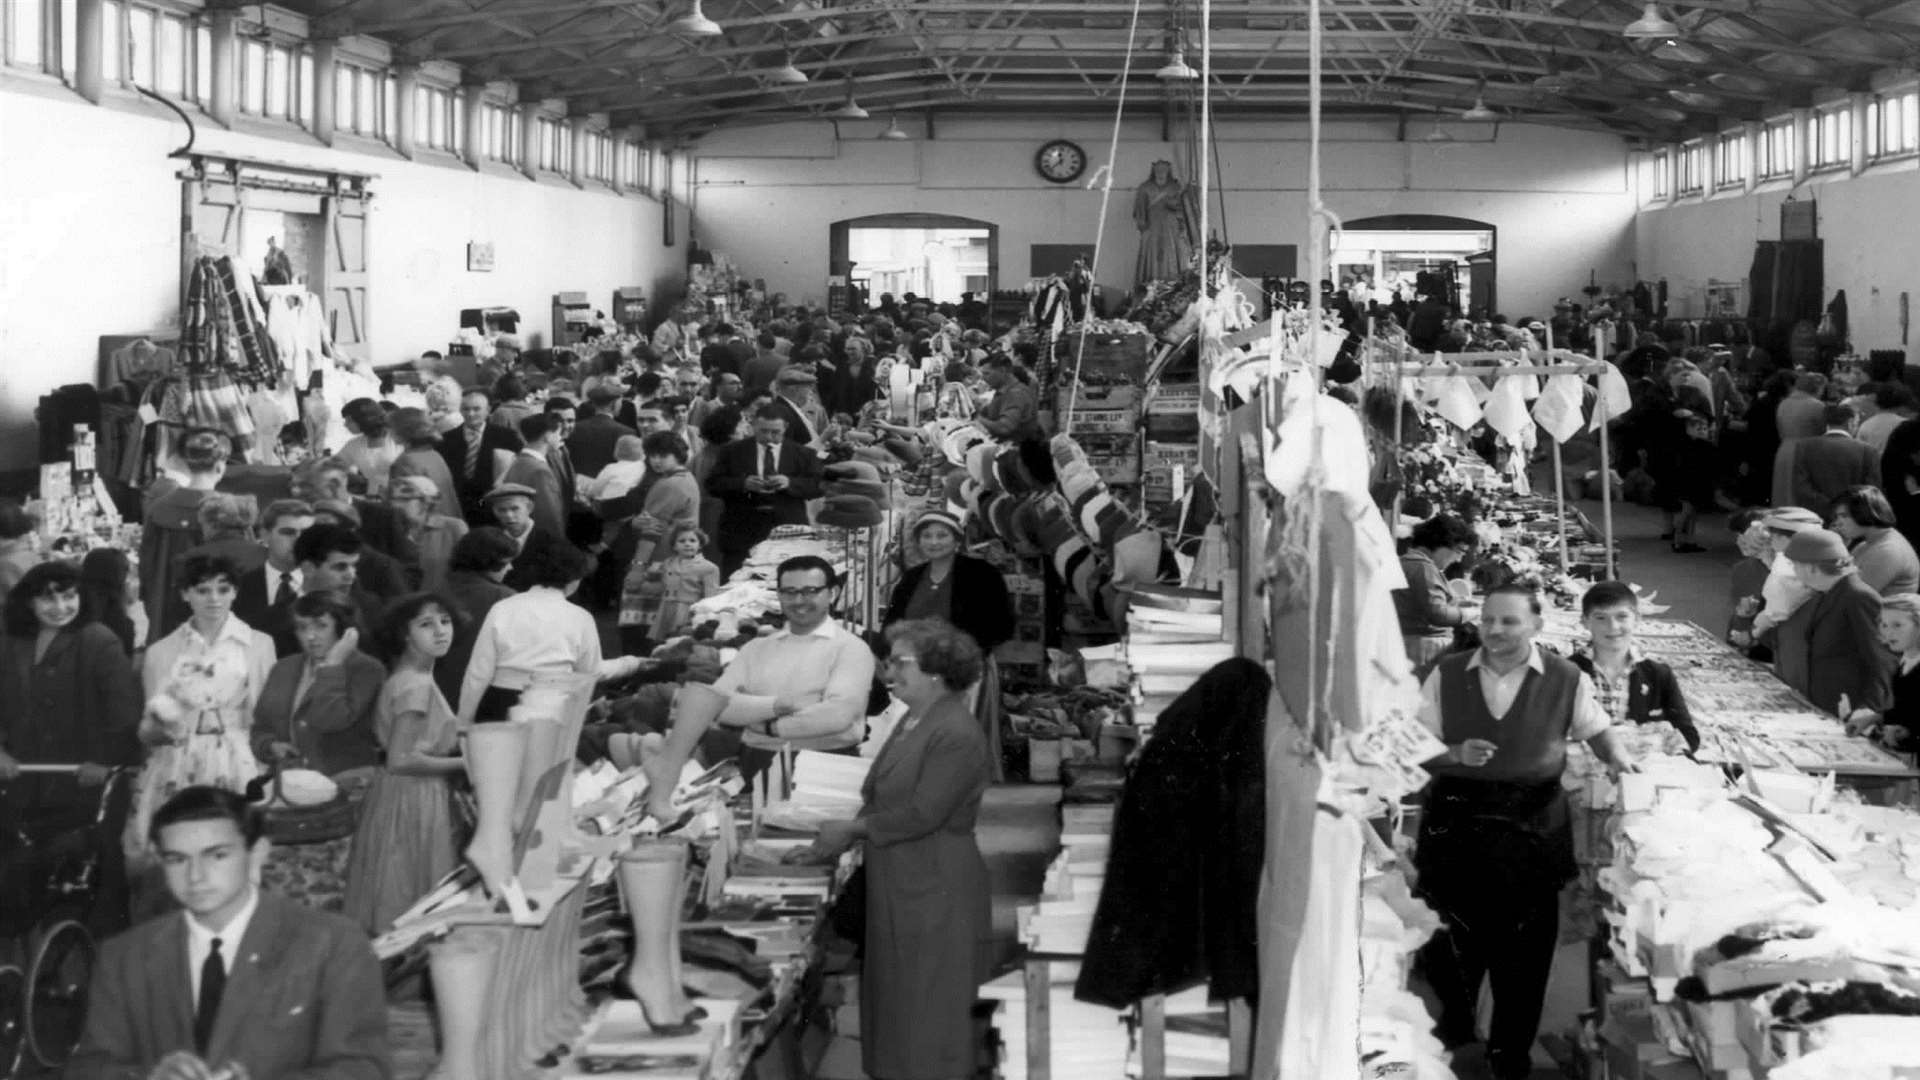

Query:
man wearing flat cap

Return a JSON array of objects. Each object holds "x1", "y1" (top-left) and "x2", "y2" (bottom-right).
[
  {"x1": 484, "y1": 483, "x2": 567, "y2": 592},
  {"x1": 768, "y1": 365, "x2": 824, "y2": 450},
  {"x1": 709, "y1": 405, "x2": 823, "y2": 578},
  {"x1": 1765, "y1": 526, "x2": 1893, "y2": 715}
]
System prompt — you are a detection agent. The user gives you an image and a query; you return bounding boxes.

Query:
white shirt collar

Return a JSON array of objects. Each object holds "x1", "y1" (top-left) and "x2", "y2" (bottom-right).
[
  {"x1": 187, "y1": 885, "x2": 260, "y2": 949},
  {"x1": 1467, "y1": 642, "x2": 1544, "y2": 674},
  {"x1": 267, "y1": 564, "x2": 303, "y2": 592},
  {"x1": 191, "y1": 614, "x2": 258, "y2": 650},
  {"x1": 775, "y1": 618, "x2": 843, "y2": 641}
]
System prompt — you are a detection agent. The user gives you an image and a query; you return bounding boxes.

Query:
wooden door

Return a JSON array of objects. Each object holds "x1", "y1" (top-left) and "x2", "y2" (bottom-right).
[{"x1": 320, "y1": 184, "x2": 371, "y2": 364}]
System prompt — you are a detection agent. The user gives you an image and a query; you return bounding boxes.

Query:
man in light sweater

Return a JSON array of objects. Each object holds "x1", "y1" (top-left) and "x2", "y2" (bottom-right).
[{"x1": 643, "y1": 554, "x2": 876, "y2": 820}]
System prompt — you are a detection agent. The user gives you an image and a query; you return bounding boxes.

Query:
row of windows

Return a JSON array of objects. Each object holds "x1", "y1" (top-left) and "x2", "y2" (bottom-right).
[
  {"x1": 0, "y1": 0, "x2": 658, "y2": 191},
  {"x1": 1649, "y1": 91, "x2": 1919, "y2": 201}
]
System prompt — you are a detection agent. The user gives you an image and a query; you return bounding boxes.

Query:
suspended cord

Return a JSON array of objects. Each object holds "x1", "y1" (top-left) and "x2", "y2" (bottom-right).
[
  {"x1": 1197, "y1": 0, "x2": 1212, "y2": 297},
  {"x1": 1208, "y1": 109, "x2": 1230, "y2": 247},
  {"x1": 1062, "y1": 0, "x2": 1146, "y2": 434}
]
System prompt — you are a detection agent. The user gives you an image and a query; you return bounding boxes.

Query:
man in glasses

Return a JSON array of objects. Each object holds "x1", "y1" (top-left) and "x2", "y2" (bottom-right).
[{"x1": 642, "y1": 554, "x2": 876, "y2": 820}]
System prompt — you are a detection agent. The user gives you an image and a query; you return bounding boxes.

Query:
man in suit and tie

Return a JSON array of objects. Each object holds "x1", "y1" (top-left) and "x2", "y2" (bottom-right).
[
  {"x1": 767, "y1": 366, "x2": 823, "y2": 450},
  {"x1": 1784, "y1": 403, "x2": 1883, "y2": 520},
  {"x1": 440, "y1": 389, "x2": 524, "y2": 527},
  {"x1": 545, "y1": 396, "x2": 601, "y2": 547},
  {"x1": 233, "y1": 499, "x2": 316, "y2": 657},
  {"x1": 67, "y1": 785, "x2": 390, "y2": 1080},
  {"x1": 710, "y1": 405, "x2": 824, "y2": 577},
  {"x1": 501, "y1": 413, "x2": 568, "y2": 541},
  {"x1": 485, "y1": 483, "x2": 566, "y2": 592}
]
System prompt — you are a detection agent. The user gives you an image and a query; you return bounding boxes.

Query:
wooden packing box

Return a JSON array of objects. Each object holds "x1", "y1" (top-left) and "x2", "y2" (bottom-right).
[
  {"x1": 1055, "y1": 380, "x2": 1143, "y2": 415},
  {"x1": 1066, "y1": 332, "x2": 1152, "y2": 381}
]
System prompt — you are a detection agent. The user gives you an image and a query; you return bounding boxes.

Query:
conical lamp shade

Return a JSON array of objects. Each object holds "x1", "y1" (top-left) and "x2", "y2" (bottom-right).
[
  {"x1": 829, "y1": 87, "x2": 868, "y2": 120},
  {"x1": 670, "y1": 0, "x2": 723, "y2": 37},
  {"x1": 768, "y1": 54, "x2": 808, "y2": 84},
  {"x1": 1623, "y1": 3, "x2": 1681, "y2": 40},
  {"x1": 1155, "y1": 50, "x2": 1198, "y2": 81},
  {"x1": 1461, "y1": 96, "x2": 1498, "y2": 121},
  {"x1": 879, "y1": 116, "x2": 910, "y2": 140}
]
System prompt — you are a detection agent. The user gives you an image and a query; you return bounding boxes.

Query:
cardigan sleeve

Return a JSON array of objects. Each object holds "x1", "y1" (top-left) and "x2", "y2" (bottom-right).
[
  {"x1": 1646, "y1": 661, "x2": 1700, "y2": 752},
  {"x1": 1400, "y1": 557, "x2": 1466, "y2": 631}
]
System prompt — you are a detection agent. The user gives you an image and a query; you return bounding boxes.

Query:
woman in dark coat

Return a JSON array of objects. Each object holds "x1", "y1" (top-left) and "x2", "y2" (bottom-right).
[
  {"x1": 882, "y1": 510, "x2": 1014, "y2": 778},
  {"x1": 798, "y1": 619, "x2": 993, "y2": 1080}
]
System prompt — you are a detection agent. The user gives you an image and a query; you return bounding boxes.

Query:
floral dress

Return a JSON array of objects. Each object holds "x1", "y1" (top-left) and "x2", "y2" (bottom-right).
[{"x1": 128, "y1": 615, "x2": 277, "y2": 861}]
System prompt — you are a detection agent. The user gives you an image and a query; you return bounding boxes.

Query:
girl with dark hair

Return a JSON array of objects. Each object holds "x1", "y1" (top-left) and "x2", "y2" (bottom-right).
[
  {"x1": 457, "y1": 542, "x2": 602, "y2": 725},
  {"x1": 80, "y1": 547, "x2": 142, "y2": 657},
  {"x1": 130, "y1": 553, "x2": 277, "y2": 854},
  {"x1": 0, "y1": 561, "x2": 141, "y2": 875},
  {"x1": 343, "y1": 593, "x2": 466, "y2": 935},
  {"x1": 251, "y1": 591, "x2": 384, "y2": 774},
  {"x1": 336, "y1": 397, "x2": 399, "y2": 497},
  {"x1": 490, "y1": 373, "x2": 537, "y2": 432},
  {"x1": 1831, "y1": 485, "x2": 1920, "y2": 595}
]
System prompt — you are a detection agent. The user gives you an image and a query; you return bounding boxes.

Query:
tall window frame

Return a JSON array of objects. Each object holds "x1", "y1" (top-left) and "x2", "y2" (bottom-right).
[
  {"x1": 1715, "y1": 129, "x2": 1746, "y2": 189},
  {"x1": 1867, "y1": 89, "x2": 1918, "y2": 162},
  {"x1": 1758, "y1": 117, "x2": 1795, "y2": 180},
  {"x1": 1808, "y1": 104, "x2": 1852, "y2": 172}
]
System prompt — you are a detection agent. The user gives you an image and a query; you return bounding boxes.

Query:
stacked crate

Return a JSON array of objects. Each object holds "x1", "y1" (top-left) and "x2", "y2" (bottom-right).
[
  {"x1": 1142, "y1": 381, "x2": 1202, "y2": 525},
  {"x1": 981, "y1": 539, "x2": 1051, "y2": 687}
]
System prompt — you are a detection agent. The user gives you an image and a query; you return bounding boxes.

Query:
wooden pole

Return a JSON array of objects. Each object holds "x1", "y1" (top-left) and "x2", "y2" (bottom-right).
[
  {"x1": 1544, "y1": 326, "x2": 1572, "y2": 572},
  {"x1": 1389, "y1": 322, "x2": 1404, "y2": 537},
  {"x1": 1598, "y1": 368, "x2": 1617, "y2": 580}
]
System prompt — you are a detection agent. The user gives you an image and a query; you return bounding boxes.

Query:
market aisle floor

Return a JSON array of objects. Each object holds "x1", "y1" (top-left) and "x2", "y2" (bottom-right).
[{"x1": 1571, "y1": 496, "x2": 1743, "y2": 631}]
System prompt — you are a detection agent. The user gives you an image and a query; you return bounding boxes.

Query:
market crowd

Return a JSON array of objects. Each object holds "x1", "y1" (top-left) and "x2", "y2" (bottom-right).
[{"x1": 0, "y1": 290, "x2": 1035, "y2": 1080}]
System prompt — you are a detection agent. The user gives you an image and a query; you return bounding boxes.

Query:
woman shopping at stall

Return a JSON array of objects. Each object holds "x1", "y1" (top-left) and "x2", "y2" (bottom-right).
[
  {"x1": 1765, "y1": 527, "x2": 1895, "y2": 716},
  {"x1": 615, "y1": 431, "x2": 702, "y2": 653},
  {"x1": 1393, "y1": 513, "x2": 1478, "y2": 678},
  {"x1": 795, "y1": 619, "x2": 994, "y2": 1080},
  {"x1": 343, "y1": 592, "x2": 467, "y2": 935},
  {"x1": 882, "y1": 510, "x2": 1014, "y2": 777},
  {"x1": 131, "y1": 553, "x2": 277, "y2": 857},
  {"x1": 458, "y1": 542, "x2": 602, "y2": 725}
]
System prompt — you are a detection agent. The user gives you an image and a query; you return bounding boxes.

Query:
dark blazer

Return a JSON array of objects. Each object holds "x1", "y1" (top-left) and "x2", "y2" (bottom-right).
[
  {"x1": 438, "y1": 422, "x2": 524, "y2": 525},
  {"x1": 1773, "y1": 572, "x2": 1894, "y2": 714},
  {"x1": 1075, "y1": 658, "x2": 1270, "y2": 1008},
  {"x1": 1567, "y1": 653, "x2": 1701, "y2": 751},
  {"x1": 883, "y1": 555, "x2": 1015, "y2": 652},
  {"x1": 501, "y1": 451, "x2": 567, "y2": 540},
  {"x1": 66, "y1": 895, "x2": 391, "y2": 1080},
  {"x1": 504, "y1": 526, "x2": 566, "y2": 592},
  {"x1": 567, "y1": 413, "x2": 636, "y2": 480},
  {"x1": 234, "y1": 563, "x2": 299, "y2": 656},
  {"x1": 251, "y1": 651, "x2": 386, "y2": 774},
  {"x1": 709, "y1": 438, "x2": 823, "y2": 541},
  {"x1": 0, "y1": 623, "x2": 141, "y2": 821},
  {"x1": 1785, "y1": 432, "x2": 1881, "y2": 519},
  {"x1": 766, "y1": 394, "x2": 819, "y2": 447}
]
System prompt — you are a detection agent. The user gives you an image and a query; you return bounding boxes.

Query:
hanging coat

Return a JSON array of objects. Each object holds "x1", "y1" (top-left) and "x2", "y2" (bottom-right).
[{"x1": 1075, "y1": 658, "x2": 1271, "y2": 1007}]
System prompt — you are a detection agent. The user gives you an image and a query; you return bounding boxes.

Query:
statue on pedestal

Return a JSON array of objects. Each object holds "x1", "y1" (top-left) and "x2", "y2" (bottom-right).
[{"x1": 1133, "y1": 160, "x2": 1198, "y2": 287}]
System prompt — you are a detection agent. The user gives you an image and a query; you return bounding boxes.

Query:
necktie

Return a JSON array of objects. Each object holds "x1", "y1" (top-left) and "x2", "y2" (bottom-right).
[
  {"x1": 195, "y1": 937, "x2": 226, "y2": 1054},
  {"x1": 465, "y1": 428, "x2": 483, "y2": 479},
  {"x1": 762, "y1": 444, "x2": 777, "y2": 479},
  {"x1": 273, "y1": 570, "x2": 294, "y2": 608}
]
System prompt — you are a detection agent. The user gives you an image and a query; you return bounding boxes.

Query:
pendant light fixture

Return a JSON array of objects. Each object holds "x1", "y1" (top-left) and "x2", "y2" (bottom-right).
[
  {"x1": 669, "y1": 0, "x2": 723, "y2": 37},
  {"x1": 1461, "y1": 82, "x2": 1498, "y2": 122},
  {"x1": 1156, "y1": 45, "x2": 1198, "y2": 81},
  {"x1": 878, "y1": 115, "x2": 910, "y2": 140},
  {"x1": 1623, "y1": 3, "x2": 1682, "y2": 42},
  {"x1": 768, "y1": 51, "x2": 808, "y2": 85},
  {"x1": 828, "y1": 84, "x2": 868, "y2": 120}
]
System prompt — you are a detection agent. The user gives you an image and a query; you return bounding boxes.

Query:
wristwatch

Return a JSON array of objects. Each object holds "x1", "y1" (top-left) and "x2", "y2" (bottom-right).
[{"x1": 763, "y1": 717, "x2": 779, "y2": 739}]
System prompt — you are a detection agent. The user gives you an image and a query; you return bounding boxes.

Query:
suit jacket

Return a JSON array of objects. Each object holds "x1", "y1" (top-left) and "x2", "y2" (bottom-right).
[
  {"x1": 504, "y1": 526, "x2": 566, "y2": 592},
  {"x1": 66, "y1": 895, "x2": 391, "y2": 1080},
  {"x1": 435, "y1": 570, "x2": 517, "y2": 704},
  {"x1": 1567, "y1": 653, "x2": 1701, "y2": 752},
  {"x1": 0, "y1": 623, "x2": 141, "y2": 821},
  {"x1": 567, "y1": 413, "x2": 636, "y2": 480},
  {"x1": 1773, "y1": 572, "x2": 1894, "y2": 715},
  {"x1": 709, "y1": 438, "x2": 823, "y2": 540},
  {"x1": 767, "y1": 394, "x2": 820, "y2": 448},
  {"x1": 250, "y1": 651, "x2": 386, "y2": 774},
  {"x1": 1781, "y1": 432, "x2": 1881, "y2": 519},
  {"x1": 234, "y1": 564, "x2": 301, "y2": 657},
  {"x1": 438, "y1": 423, "x2": 524, "y2": 524},
  {"x1": 501, "y1": 451, "x2": 567, "y2": 540}
]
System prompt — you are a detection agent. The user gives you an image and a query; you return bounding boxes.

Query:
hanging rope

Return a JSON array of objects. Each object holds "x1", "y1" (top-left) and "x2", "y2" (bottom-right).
[
  {"x1": 1197, "y1": 0, "x2": 1213, "y2": 296},
  {"x1": 1062, "y1": 0, "x2": 1146, "y2": 433}
]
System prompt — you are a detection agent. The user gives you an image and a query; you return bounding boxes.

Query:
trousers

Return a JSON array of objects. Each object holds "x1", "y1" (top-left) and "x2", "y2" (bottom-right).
[{"x1": 1415, "y1": 881, "x2": 1560, "y2": 1080}]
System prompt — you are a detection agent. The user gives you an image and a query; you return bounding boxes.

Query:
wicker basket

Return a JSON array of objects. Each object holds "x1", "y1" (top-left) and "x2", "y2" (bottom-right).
[{"x1": 260, "y1": 795, "x2": 358, "y2": 846}]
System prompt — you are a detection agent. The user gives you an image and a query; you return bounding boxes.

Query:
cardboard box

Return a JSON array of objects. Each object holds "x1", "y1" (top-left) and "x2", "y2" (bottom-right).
[{"x1": 1066, "y1": 407, "x2": 1143, "y2": 436}]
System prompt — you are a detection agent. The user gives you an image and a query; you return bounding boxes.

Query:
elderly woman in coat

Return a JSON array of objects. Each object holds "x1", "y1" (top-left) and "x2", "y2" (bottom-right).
[{"x1": 796, "y1": 619, "x2": 993, "y2": 1080}]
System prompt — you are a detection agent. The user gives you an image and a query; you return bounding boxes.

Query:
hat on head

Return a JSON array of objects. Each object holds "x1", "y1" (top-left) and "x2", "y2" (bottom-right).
[
  {"x1": 1784, "y1": 528, "x2": 1849, "y2": 564},
  {"x1": 775, "y1": 366, "x2": 818, "y2": 387},
  {"x1": 1761, "y1": 507, "x2": 1823, "y2": 533},
  {"x1": 818, "y1": 495, "x2": 883, "y2": 529},
  {"x1": 913, "y1": 510, "x2": 965, "y2": 541},
  {"x1": 482, "y1": 482, "x2": 538, "y2": 505},
  {"x1": 586, "y1": 381, "x2": 624, "y2": 405}
]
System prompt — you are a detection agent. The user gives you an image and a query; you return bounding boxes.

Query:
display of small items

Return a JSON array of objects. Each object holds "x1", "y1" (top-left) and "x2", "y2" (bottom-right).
[{"x1": 33, "y1": 425, "x2": 131, "y2": 554}]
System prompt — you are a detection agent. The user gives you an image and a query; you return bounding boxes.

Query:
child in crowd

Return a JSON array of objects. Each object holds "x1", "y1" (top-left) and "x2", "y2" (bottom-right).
[
  {"x1": 1568, "y1": 580, "x2": 1701, "y2": 752},
  {"x1": 648, "y1": 524, "x2": 720, "y2": 643},
  {"x1": 582, "y1": 435, "x2": 650, "y2": 552},
  {"x1": 276, "y1": 421, "x2": 312, "y2": 466},
  {"x1": 1726, "y1": 509, "x2": 1771, "y2": 649},
  {"x1": 1740, "y1": 507, "x2": 1824, "y2": 655}
]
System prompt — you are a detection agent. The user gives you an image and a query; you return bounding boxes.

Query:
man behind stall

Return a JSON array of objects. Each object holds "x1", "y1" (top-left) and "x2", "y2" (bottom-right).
[
  {"x1": 67, "y1": 785, "x2": 390, "y2": 1080},
  {"x1": 1414, "y1": 585, "x2": 1637, "y2": 1080}
]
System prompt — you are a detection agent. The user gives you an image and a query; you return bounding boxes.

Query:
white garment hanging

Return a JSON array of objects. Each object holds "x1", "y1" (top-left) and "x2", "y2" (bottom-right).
[{"x1": 1269, "y1": 802, "x2": 1364, "y2": 1080}]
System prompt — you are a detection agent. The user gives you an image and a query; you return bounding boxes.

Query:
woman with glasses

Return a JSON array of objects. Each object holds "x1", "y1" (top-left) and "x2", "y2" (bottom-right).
[{"x1": 796, "y1": 618, "x2": 993, "y2": 1080}]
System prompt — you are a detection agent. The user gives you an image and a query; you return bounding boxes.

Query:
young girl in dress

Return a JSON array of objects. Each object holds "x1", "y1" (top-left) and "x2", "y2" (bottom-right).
[
  {"x1": 342, "y1": 593, "x2": 467, "y2": 936},
  {"x1": 651, "y1": 525, "x2": 720, "y2": 643}
]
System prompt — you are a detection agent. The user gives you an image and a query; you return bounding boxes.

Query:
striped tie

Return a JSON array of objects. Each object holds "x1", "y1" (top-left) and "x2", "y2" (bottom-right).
[{"x1": 465, "y1": 428, "x2": 483, "y2": 480}]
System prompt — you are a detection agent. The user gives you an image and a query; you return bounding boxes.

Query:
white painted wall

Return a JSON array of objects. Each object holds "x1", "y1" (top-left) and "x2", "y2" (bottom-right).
[
  {"x1": 0, "y1": 87, "x2": 683, "y2": 471},
  {"x1": 1634, "y1": 162, "x2": 1919, "y2": 356},
  {"x1": 688, "y1": 116, "x2": 1638, "y2": 323}
]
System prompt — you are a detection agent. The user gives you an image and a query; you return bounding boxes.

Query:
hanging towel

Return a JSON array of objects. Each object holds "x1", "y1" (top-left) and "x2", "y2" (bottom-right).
[
  {"x1": 1591, "y1": 364, "x2": 1632, "y2": 431},
  {"x1": 1433, "y1": 376, "x2": 1483, "y2": 431},
  {"x1": 1482, "y1": 375, "x2": 1532, "y2": 445},
  {"x1": 1531, "y1": 373, "x2": 1588, "y2": 444}
]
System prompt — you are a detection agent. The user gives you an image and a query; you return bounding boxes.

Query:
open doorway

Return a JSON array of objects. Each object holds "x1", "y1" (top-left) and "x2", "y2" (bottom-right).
[
  {"x1": 1335, "y1": 214, "x2": 1496, "y2": 319},
  {"x1": 847, "y1": 227, "x2": 990, "y2": 305},
  {"x1": 829, "y1": 213, "x2": 999, "y2": 312}
]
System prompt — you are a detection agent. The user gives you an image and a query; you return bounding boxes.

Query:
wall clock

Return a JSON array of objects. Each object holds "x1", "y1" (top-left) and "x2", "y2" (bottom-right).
[{"x1": 1035, "y1": 139, "x2": 1087, "y2": 184}]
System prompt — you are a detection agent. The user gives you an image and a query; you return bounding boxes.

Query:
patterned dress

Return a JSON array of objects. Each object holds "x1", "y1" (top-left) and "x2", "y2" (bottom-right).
[
  {"x1": 129, "y1": 615, "x2": 276, "y2": 860},
  {"x1": 342, "y1": 669, "x2": 464, "y2": 935}
]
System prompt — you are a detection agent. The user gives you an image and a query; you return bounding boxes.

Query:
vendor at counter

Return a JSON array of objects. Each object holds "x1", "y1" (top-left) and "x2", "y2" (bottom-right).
[
  {"x1": 1393, "y1": 512, "x2": 1477, "y2": 678},
  {"x1": 1414, "y1": 585, "x2": 1637, "y2": 1080}
]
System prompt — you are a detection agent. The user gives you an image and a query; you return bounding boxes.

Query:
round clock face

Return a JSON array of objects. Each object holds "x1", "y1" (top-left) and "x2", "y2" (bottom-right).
[{"x1": 1035, "y1": 139, "x2": 1087, "y2": 184}]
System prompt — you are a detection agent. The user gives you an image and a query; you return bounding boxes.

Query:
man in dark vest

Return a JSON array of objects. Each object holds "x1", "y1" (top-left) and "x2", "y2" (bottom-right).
[{"x1": 1414, "y1": 584, "x2": 1637, "y2": 1080}]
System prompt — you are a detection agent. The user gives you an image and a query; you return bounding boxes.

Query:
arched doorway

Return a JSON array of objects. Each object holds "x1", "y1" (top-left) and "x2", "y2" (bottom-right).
[
  {"x1": 1337, "y1": 214, "x2": 1497, "y2": 318},
  {"x1": 829, "y1": 213, "x2": 999, "y2": 312}
]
